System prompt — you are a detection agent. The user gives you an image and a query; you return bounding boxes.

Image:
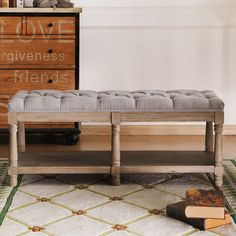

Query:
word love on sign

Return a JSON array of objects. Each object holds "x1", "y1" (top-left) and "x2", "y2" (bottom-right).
[{"x1": 0, "y1": 17, "x2": 75, "y2": 37}]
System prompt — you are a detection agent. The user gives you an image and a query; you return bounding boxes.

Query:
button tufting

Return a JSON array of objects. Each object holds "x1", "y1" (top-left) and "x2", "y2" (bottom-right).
[{"x1": 8, "y1": 90, "x2": 224, "y2": 112}]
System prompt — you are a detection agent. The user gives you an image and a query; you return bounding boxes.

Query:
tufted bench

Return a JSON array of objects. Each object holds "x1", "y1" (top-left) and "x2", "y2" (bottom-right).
[{"x1": 8, "y1": 90, "x2": 224, "y2": 187}]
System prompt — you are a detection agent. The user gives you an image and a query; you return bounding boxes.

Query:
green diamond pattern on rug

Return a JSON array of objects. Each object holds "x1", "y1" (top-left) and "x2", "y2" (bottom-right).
[
  {"x1": 128, "y1": 215, "x2": 194, "y2": 236},
  {"x1": 0, "y1": 160, "x2": 236, "y2": 236}
]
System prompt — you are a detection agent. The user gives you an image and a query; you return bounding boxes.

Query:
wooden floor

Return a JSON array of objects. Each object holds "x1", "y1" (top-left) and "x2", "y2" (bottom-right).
[{"x1": 0, "y1": 135, "x2": 236, "y2": 160}]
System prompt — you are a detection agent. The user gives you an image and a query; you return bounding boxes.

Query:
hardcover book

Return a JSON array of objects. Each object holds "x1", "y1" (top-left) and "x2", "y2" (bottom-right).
[
  {"x1": 9, "y1": 0, "x2": 16, "y2": 7},
  {"x1": 167, "y1": 201, "x2": 231, "y2": 230},
  {"x1": 185, "y1": 189, "x2": 225, "y2": 219},
  {"x1": 16, "y1": 0, "x2": 23, "y2": 8},
  {"x1": 2, "y1": 0, "x2": 9, "y2": 7}
]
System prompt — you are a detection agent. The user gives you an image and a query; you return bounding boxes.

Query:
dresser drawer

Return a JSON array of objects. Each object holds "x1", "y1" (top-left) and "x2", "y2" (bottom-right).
[
  {"x1": 0, "y1": 40, "x2": 75, "y2": 65},
  {"x1": 0, "y1": 96, "x2": 10, "y2": 124},
  {"x1": 0, "y1": 70, "x2": 75, "y2": 95},
  {"x1": 0, "y1": 17, "x2": 22, "y2": 35},
  {"x1": 27, "y1": 17, "x2": 76, "y2": 35},
  {"x1": 0, "y1": 114, "x2": 7, "y2": 124}
]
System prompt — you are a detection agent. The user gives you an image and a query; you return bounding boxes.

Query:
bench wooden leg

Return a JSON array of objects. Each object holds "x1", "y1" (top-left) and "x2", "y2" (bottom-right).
[
  {"x1": 111, "y1": 124, "x2": 121, "y2": 186},
  {"x1": 214, "y1": 123, "x2": 223, "y2": 188},
  {"x1": 111, "y1": 113, "x2": 121, "y2": 186},
  {"x1": 18, "y1": 122, "x2": 25, "y2": 152},
  {"x1": 9, "y1": 123, "x2": 18, "y2": 187},
  {"x1": 205, "y1": 121, "x2": 213, "y2": 152}
]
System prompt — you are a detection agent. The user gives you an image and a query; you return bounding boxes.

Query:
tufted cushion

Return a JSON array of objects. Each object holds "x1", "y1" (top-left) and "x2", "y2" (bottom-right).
[
  {"x1": 9, "y1": 90, "x2": 98, "y2": 112},
  {"x1": 98, "y1": 91, "x2": 135, "y2": 111},
  {"x1": 133, "y1": 90, "x2": 173, "y2": 111},
  {"x1": 9, "y1": 90, "x2": 224, "y2": 112},
  {"x1": 61, "y1": 91, "x2": 98, "y2": 111}
]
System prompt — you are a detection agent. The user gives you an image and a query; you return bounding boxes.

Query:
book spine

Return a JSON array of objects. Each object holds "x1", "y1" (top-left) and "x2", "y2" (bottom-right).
[
  {"x1": 16, "y1": 0, "x2": 23, "y2": 8},
  {"x1": 2, "y1": 0, "x2": 9, "y2": 7},
  {"x1": 166, "y1": 205, "x2": 205, "y2": 230},
  {"x1": 9, "y1": 0, "x2": 15, "y2": 7}
]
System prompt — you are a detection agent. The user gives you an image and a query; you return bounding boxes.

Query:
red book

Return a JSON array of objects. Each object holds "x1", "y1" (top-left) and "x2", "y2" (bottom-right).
[{"x1": 185, "y1": 189, "x2": 225, "y2": 219}]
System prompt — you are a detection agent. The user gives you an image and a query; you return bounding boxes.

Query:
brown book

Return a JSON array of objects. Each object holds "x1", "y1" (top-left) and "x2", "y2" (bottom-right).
[
  {"x1": 2, "y1": 0, "x2": 8, "y2": 7},
  {"x1": 167, "y1": 201, "x2": 231, "y2": 230},
  {"x1": 9, "y1": 0, "x2": 16, "y2": 7},
  {"x1": 185, "y1": 189, "x2": 225, "y2": 219}
]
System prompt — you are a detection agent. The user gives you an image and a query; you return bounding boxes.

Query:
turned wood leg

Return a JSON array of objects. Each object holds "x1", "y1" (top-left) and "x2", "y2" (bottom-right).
[
  {"x1": 9, "y1": 124, "x2": 18, "y2": 187},
  {"x1": 205, "y1": 121, "x2": 213, "y2": 152},
  {"x1": 214, "y1": 123, "x2": 224, "y2": 188},
  {"x1": 18, "y1": 122, "x2": 25, "y2": 152},
  {"x1": 111, "y1": 124, "x2": 121, "y2": 186},
  {"x1": 111, "y1": 112, "x2": 121, "y2": 186}
]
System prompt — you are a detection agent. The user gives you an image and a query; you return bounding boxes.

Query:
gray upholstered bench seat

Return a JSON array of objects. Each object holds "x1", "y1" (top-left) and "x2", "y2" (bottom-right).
[
  {"x1": 8, "y1": 89, "x2": 224, "y2": 188},
  {"x1": 9, "y1": 90, "x2": 224, "y2": 112}
]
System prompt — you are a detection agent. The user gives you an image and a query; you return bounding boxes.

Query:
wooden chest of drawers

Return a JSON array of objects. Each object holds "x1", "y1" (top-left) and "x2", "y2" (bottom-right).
[{"x1": 0, "y1": 8, "x2": 82, "y2": 136}]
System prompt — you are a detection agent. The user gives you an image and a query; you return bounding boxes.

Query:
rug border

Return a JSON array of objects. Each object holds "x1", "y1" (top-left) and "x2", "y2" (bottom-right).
[
  {"x1": 0, "y1": 175, "x2": 22, "y2": 225},
  {"x1": 229, "y1": 160, "x2": 236, "y2": 223}
]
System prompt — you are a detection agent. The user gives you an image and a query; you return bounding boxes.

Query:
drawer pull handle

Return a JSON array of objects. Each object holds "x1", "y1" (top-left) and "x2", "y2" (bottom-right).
[
  {"x1": 48, "y1": 79, "x2": 53, "y2": 84},
  {"x1": 48, "y1": 23, "x2": 54, "y2": 27},
  {"x1": 48, "y1": 49, "x2": 53, "y2": 54}
]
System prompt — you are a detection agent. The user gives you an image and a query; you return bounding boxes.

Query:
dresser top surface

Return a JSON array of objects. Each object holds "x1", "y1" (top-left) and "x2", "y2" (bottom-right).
[{"x1": 0, "y1": 7, "x2": 82, "y2": 13}]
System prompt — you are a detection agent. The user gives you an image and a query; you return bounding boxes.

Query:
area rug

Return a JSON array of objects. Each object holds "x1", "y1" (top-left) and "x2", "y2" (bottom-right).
[
  {"x1": 222, "y1": 160, "x2": 236, "y2": 223},
  {"x1": 0, "y1": 160, "x2": 236, "y2": 236},
  {"x1": 0, "y1": 160, "x2": 16, "y2": 225}
]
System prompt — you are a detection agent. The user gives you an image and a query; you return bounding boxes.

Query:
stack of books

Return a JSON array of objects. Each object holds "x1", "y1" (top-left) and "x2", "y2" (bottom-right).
[
  {"x1": 166, "y1": 189, "x2": 231, "y2": 230},
  {"x1": 0, "y1": 0, "x2": 23, "y2": 8}
]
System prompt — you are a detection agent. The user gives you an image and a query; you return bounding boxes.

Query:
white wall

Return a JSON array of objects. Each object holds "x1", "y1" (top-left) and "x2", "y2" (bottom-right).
[{"x1": 73, "y1": 0, "x2": 236, "y2": 124}]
